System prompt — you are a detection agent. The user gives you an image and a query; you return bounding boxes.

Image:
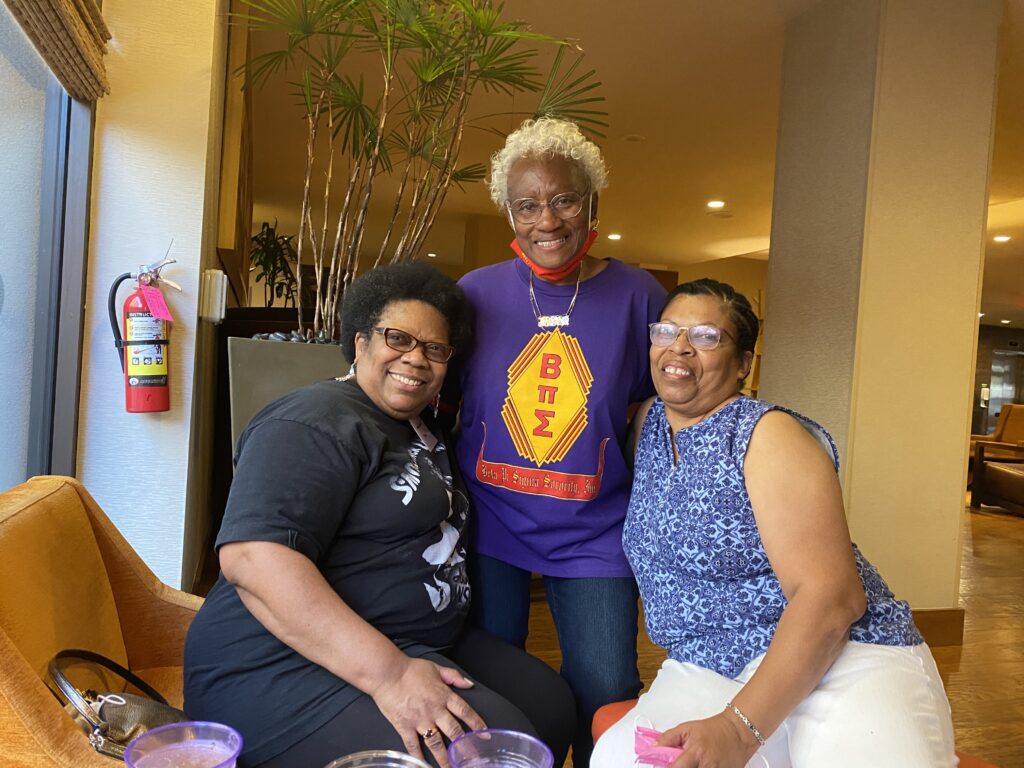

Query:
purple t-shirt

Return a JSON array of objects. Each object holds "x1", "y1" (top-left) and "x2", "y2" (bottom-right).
[{"x1": 455, "y1": 258, "x2": 666, "y2": 577}]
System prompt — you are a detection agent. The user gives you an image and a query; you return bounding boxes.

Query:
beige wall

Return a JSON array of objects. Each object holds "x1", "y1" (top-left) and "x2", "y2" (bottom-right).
[
  {"x1": 76, "y1": 0, "x2": 228, "y2": 588},
  {"x1": 762, "y1": 0, "x2": 1000, "y2": 610}
]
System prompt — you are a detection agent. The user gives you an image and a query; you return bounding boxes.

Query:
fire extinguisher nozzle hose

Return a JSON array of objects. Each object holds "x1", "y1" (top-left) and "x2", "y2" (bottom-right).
[{"x1": 107, "y1": 272, "x2": 133, "y2": 373}]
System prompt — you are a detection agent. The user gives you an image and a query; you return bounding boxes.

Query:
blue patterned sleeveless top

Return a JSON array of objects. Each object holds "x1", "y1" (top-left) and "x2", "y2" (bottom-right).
[{"x1": 624, "y1": 396, "x2": 922, "y2": 678}]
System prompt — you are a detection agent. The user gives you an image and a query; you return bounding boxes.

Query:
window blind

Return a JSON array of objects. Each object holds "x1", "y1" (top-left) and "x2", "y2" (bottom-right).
[{"x1": 3, "y1": 0, "x2": 110, "y2": 100}]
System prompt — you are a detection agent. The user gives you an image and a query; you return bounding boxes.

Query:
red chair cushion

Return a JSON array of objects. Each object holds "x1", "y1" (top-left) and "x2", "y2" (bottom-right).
[{"x1": 590, "y1": 699, "x2": 998, "y2": 766}]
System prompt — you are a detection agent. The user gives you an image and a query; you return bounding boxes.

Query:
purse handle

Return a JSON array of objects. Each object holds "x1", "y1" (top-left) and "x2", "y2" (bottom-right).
[{"x1": 48, "y1": 648, "x2": 171, "y2": 736}]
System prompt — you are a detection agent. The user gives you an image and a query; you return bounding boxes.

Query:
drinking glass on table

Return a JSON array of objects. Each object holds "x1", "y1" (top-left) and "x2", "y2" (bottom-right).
[
  {"x1": 324, "y1": 751, "x2": 432, "y2": 767},
  {"x1": 124, "y1": 721, "x2": 242, "y2": 768},
  {"x1": 448, "y1": 729, "x2": 554, "y2": 768}
]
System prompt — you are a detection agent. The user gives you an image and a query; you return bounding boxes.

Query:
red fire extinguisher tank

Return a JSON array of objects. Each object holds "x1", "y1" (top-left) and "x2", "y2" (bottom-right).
[{"x1": 122, "y1": 284, "x2": 170, "y2": 413}]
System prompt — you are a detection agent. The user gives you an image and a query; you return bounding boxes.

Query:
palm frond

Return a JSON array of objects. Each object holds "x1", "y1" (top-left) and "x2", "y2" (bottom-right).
[{"x1": 534, "y1": 47, "x2": 608, "y2": 136}]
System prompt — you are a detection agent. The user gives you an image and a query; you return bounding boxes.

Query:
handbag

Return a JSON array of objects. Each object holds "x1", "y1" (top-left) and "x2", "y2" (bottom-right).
[{"x1": 48, "y1": 648, "x2": 188, "y2": 760}]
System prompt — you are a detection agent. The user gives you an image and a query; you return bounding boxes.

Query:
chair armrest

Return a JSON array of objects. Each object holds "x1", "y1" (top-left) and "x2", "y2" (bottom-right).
[
  {"x1": 975, "y1": 442, "x2": 1024, "y2": 459},
  {"x1": 62, "y1": 478, "x2": 203, "y2": 671}
]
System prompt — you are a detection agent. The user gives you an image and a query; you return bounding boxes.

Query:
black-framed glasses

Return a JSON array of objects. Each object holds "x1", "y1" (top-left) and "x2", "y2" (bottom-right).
[
  {"x1": 648, "y1": 322, "x2": 735, "y2": 350},
  {"x1": 372, "y1": 327, "x2": 455, "y2": 363},
  {"x1": 506, "y1": 191, "x2": 587, "y2": 225}
]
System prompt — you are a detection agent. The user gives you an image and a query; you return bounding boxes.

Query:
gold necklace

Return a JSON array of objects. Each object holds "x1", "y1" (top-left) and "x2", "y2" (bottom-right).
[{"x1": 529, "y1": 265, "x2": 582, "y2": 329}]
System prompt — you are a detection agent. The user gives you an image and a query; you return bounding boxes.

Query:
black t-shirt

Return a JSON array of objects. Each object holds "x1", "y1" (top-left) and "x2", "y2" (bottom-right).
[{"x1": 184, "y1": 378, "x2": 470, "y2": 765}]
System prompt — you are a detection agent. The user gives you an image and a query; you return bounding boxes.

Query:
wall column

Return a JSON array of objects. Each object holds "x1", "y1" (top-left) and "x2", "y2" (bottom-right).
[{"x1": 760, "y1": 0, "x2": 1000, "y2": 611}]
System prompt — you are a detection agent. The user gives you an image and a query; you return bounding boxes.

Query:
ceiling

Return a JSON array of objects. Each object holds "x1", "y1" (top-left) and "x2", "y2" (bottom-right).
[{"x1": 250, "y1": 0, "x2": 1024, "y2": 327}]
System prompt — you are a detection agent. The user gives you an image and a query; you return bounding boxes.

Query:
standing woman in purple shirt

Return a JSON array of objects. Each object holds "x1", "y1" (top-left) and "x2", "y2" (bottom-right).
[{"x1": 448, "y1": 117, "x2": 667, "y2": 765}]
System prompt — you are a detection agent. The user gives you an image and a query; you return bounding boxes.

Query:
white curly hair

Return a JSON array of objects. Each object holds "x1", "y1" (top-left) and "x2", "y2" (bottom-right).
[{"x1": 488, "y1": 117, "x2": 608, "y2": 207}]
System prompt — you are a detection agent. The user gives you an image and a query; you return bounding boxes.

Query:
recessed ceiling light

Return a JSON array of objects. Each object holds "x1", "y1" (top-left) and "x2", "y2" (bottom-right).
[
  {"x1": 978, "y1": 312, "x2": 985, "y2": 317},
  {"x1": 1000, "y1": 319, "x2": 1011, "y2": 324},
  {"x1": 993, "y1": 235, "x2": 1011, "y2": 242},
  {"x1": 707, "y1": 200, "x2": 726, "y2": 209},
  {"x1": 427, "y1": 252, "x2": 437, "y2": 258},
  {"x1": 607, "y1": 233, "x2": 622, "y2": 240}
]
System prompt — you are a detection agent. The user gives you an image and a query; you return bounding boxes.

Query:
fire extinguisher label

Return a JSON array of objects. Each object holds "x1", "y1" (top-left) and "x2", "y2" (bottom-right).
[{"x1": 126, "y1": 314, "x2": 168, "y2": 385}]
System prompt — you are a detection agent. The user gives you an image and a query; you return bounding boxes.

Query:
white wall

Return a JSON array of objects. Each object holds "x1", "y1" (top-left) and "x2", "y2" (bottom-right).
[
  {"x1": 0, "y1": 6, "x2": 48, "y2": 491},
  {"x1": 76, "y1": 0, "x2": 226, "y2": 587}
]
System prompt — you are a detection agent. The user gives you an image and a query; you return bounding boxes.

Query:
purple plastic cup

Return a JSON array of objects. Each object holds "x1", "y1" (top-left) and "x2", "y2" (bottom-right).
[
  {"x1": 448, "y1": 729, "x2": 554, "y2": 768},
  {"x1": 124, "y1": 721, "x2": 242, "y2": 768}
]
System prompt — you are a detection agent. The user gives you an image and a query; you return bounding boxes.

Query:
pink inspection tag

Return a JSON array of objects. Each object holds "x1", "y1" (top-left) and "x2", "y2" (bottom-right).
[
  {"x1": 141, "y1": 285, "x2": 174, "y2": 322},
  {"x1": 634, "y1": 725, "x2": 685, "y2": 766}
]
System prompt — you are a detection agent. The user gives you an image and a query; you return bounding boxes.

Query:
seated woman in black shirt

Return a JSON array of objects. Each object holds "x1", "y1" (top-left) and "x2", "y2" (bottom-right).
[{"x1": 184, "y1": 263, "x2": 574, "y2": 768}]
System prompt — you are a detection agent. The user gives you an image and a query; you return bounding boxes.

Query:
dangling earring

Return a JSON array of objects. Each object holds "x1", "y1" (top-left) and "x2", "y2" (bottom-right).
[
  {"x1": 589, "y1": 217, "x2": 600, "y2": 232},
  {"x1": 341, "y1": 360, "x2": 357, "y2": 381}
]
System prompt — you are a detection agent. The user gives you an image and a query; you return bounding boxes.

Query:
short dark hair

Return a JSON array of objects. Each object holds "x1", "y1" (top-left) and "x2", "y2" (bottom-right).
[
  {"x1": 662, "y1": 278, "x2": 759, "y2": 360},
  {"x1": 340, "y1": 262, "x2": 472, "y2": 362}
]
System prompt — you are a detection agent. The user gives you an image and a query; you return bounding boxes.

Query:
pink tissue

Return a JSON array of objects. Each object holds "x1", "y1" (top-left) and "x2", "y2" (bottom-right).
[{"x1": 634, "y1": 725, "x2": 685, "y2": 766}]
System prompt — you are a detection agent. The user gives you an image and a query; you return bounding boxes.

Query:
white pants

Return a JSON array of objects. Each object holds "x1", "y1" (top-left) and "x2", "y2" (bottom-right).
[{"x1": 591, "y1": 642, "x2": 957, "y2": 768}]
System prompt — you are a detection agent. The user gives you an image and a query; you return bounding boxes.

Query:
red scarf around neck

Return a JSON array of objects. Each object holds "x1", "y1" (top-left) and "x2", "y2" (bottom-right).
[{"x1": 510, "y1": 230, "x2": 599, "y2": 282}]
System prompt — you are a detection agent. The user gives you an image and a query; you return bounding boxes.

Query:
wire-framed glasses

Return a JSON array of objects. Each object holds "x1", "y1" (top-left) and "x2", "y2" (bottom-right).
[
  {"x1": 506, "y1": 191, "x2": 587, "y2": 225},
  {"x1": 372, "y1": 327, "x2": 455, "y2": 363},
  {"x1": 648, "y1": 322, "x2": 734, "y2": 350}
]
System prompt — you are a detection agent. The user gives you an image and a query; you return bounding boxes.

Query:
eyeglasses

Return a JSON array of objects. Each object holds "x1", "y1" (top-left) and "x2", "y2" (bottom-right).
[
  {"x1": 648, "y1": 322, "x2": 734, "y2": 350},
  {"x1": 372, "y1": 327, "x2": 455, "y2": 363},
  {"x1": 506, "y1": 191, "x2": 587, "y2": 225}
]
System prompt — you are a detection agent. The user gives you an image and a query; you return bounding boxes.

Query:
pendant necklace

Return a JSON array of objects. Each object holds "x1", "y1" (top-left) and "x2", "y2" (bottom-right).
[{"x1": 530, "y1": 265, "x2": 582, "y2": 329}]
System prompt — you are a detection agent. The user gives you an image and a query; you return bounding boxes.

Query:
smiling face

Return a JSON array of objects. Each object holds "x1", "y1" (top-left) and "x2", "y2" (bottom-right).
[
  {"x1": 652, "y1": 294, "x2": 753, "y2": 431},
  {"x1": 353, "y1": 299, "x2": 450, "y2": 421},
  {"x1": 506, "y1": 154, "x2": 593, "y2": 276}
]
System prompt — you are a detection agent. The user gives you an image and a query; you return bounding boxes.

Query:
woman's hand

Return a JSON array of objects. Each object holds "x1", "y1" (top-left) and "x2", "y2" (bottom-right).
[
  {"x1": 371, "y1": 656, "x2": 486, "y2": 767},
  {"x1": 659, "y1": 711, "x2": 761, "y2": 768}
]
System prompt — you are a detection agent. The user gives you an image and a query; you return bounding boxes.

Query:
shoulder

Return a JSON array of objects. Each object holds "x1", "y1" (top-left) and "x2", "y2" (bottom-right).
[
  {"x1": 634, "y1": 396, "x2": 657, "y2": 428},
  {"x1": 600, "y1": 259, "x2": 667, "y2": 298},
  {"x1": 244, "y1": 379, "x2": 382, "y2": 447},
  {"x1": 746, "y1": 402, "x2": 839, "y2": 471},
  {"x1": 628, "y1": 397, "x2": 658, "y2": 456},
  {"x1": 459, "y1": 260, "x2": 517, "y2": 292}
]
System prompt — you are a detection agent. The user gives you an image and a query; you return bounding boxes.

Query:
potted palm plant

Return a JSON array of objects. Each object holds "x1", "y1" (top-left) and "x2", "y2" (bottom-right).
[
  {"x1": 241, "y1": 0, "x2": 607, "y2": 340},
  {"x1": 224, "y1": 0, "x2": 607, "y2": 458}
]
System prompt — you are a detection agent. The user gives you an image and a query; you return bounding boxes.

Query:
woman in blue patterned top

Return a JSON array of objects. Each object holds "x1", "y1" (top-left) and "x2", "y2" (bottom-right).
[{"x1": 591, "y1": 279, "x2": 957, "y2": 767}]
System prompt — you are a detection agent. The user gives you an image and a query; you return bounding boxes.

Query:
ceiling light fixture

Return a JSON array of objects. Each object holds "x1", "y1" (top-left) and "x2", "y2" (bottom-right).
[
  {"x1": 979, "y1": 312, "x2": 985, "y2": 318},
  {"x1": 1001, "y1": 319, "x2": 1012, "y2": 324},
  {"x1": 706, "y1": 200, "x2": 726, "y2": 209},
  {"x1": 607, "y1": 234, "x2": 622, "y2": 241},
  {"x1": 993, "y1": 235, "x2": 1011, "y2": 243},
  {"x1": 427, "y1": 252, "x2": 437, "y2": 258}
]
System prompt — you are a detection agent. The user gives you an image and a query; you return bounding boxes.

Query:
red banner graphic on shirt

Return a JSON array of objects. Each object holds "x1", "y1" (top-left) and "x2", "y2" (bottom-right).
[{"x1": 475, "y1": 426, "x2": 608, "y2": 501}]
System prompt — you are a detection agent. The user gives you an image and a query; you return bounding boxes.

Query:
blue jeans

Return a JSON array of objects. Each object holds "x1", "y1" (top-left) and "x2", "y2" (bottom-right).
[{"x1": 470, "y1": 554, "x2": 641, "y2": 767}]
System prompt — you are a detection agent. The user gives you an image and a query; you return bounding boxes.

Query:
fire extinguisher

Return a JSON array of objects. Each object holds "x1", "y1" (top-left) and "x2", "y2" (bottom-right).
[{"x1": 107, "y1": 258, "x2": 181, "y2": 413}]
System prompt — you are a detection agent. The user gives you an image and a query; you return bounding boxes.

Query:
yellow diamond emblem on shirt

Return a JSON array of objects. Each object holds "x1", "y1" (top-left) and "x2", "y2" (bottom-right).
[{"x1": 501, "y1": 329, "x2": 593, "y2": 466}]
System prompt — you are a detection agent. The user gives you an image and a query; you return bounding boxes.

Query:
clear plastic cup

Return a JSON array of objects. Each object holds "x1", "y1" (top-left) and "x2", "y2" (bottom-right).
[
  {"x1": 447, "y1": 729, "x2": 554, "y2": 768},
  {"x1": 124, "y1": 721, "x2": 242, "y2": 768},
  {"x1": 324, "y1": 751, "x2": 432, "y2": 768}
]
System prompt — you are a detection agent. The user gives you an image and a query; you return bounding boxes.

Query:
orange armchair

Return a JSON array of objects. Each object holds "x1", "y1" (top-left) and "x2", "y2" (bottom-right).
[
  {"x1": 971, "y1": 403, "x2": 1024, "y2": 460},
  {"x1": 0, "y1": 476, "x2": 202, "y2": 767}
]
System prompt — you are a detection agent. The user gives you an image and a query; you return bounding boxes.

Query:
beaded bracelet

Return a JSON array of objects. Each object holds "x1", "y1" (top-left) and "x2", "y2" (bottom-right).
[{"x1": 724, "y1": 701, "x2": 767, "y2": 746}]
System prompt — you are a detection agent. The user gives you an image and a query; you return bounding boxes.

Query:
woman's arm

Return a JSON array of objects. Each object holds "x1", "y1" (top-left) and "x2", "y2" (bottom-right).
[
  {"x1": 221, "y1": 541, "x2": 485, "y2": 766},
  {"x1": 661, "y1": 410, "x2": 866, "y2": 767}
]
